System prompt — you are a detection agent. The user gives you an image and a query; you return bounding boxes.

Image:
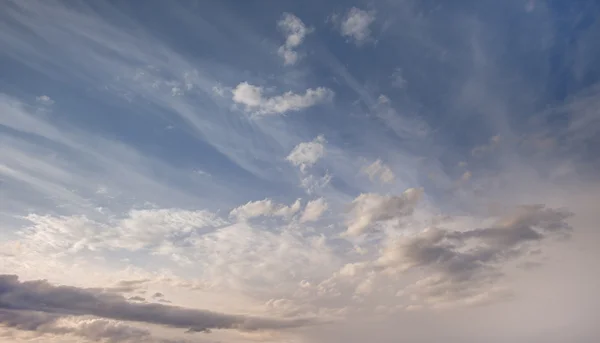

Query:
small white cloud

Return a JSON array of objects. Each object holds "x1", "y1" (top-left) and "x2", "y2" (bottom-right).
[
  {"x1": 277, "y1": 13, "x2": 312, "y2": 65},
  {"x1": 230, "y1": 198, "x2": 301, "y2": 221},
  {"x1": 286, "y1": 135, "x2": 326, "y2": 172},
  {"x1": 232, "y1": 82, "x2": 333, "y2": 115},
  {"x1": 361, "y1": 159, "x2": 395, "y2": 184},
  {"x1": 35, "y1": 95, "x2": 54, "y2": 105},
  {"x1": 337, "y1": 7, "x2": 376, "y2": 45},
  {"x1": 300, "y1": 198, "x2": 328, "y2": 223}
]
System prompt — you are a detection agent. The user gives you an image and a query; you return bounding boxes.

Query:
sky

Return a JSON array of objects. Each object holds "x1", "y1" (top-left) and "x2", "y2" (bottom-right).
[{"x1": 0, "y1": 0, "x2": 599, "y2": 342}]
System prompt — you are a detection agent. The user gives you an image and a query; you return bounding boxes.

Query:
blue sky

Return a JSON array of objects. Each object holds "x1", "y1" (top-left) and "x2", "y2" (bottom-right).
[{"x1": 1, "y1": 1, "x2": 599, "y2": 342}]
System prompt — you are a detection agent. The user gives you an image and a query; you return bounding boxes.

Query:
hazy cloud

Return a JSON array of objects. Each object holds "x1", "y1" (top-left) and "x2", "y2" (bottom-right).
[{"x1": 346, "y1": 188, "x2": 423, "y2": 236}]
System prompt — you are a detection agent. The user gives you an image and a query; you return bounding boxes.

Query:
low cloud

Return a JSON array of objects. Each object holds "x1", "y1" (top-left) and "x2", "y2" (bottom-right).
[
  {"x1": 277, "y1": 13, "x2": 312, "y2": 65},
  {"x1": 361, "y1": 159, "x2": 395, "y2": 184},
  {"x1": 345, "y1": 188, "x2": 423, "y2": 236},
  {"x1": 231, "y1": 82, "x2": 333, "y2": 115},
  {"x1": 0, "y1": 310, "x2": 189, "y2": 343},
  {"x1": 334, "y1": 8, "x2": 376, "y2": 45},
  {"x1": 376, "y1": 205, "x2": 573, "y2": 307},
  {"x1": 229, "y1": 198, "x2": 301, "y2": 221},
  {"x1": 300, "y1": 198, "x2": 328, "y2": 223},
  {"x1": 0, "y1": 275, "x2": 320, "y2": 334},
  {"x1": 35, "y1": 95, "x2": 54, "y2": 106},
  {"x1": 286, "y1": 135, "x2": 326, "y2": 173}
]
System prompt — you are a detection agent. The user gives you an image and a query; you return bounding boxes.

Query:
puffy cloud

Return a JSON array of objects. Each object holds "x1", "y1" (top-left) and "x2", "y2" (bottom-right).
[
  {"x1": 300, "y1": 198, "x2": 328, "y2": 223},
  {"x1": 361, "y1": 159, "x2": 395, "y2": 184},
  {"x1": 0, "y1": 275, "x2": 319, "y2": 333},
  {"x1": 231, "y1": 82, "x2": 333, "y2": 115},
  {"x1": 336, "y1": 8, "x2": 376, "y2": 45},
  {"x1": 35, "y1": 95, "x2": 54, "y2": 105},
  {"x1": 286, "y1": 135, "x2": 326, "y2": 173},
  {"x1": 229, "y1": 198, "x2": 301, "y2": 221},
  {"x1": 345, "y1": 189, "x2": 423, "y2": 236},
  {"x1": 376, "y1": 205, "x2": 573, "y2": 308},
  {"x1": 277, "y1": 13, "x2": 312, "y2": 65}
]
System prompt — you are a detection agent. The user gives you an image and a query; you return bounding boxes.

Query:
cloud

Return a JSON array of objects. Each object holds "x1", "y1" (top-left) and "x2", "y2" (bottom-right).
[
  {"x1": 471, "y1": 135, "x2": 501, "y2": 157},
  {"x1": 286, "y1": 135, "x2": 326, "y2": 173},
  {"x1": 229, "y1": 198, "x2": 301, "y2": 221},
  {"x1": 231, "y1": 82, "x2": 333, "y2": 115},
  {"x1": 300, "y1": 198, "x2": 328, "y2": 223},
  {"x1": 376, "y1": 205, "x2": 573, "y2": 307},
  {"x1": 277, "y1": 13, "x2": 312, "y2": 65},
  {"x1": 345, "y1": 188, "x2": 423, "y2": 237},
  {"x1": 17, "y1": 208, "x2": 226, "y2": 253},
  {"x1": 336, "y1": 8, "x2": 376, "y2": 45},
  {"x1": 0, "y1": 310, "x2": 198, "y2": 343},
  {"x1": 35, "y1": 95, "x2": 54, "y2": 105},
  {"x1": 0, "y1": 275, "x2": 320, "y2": 334},
  {"x1": 361, "y1": 159, "x2": 395, "y2": 184}
]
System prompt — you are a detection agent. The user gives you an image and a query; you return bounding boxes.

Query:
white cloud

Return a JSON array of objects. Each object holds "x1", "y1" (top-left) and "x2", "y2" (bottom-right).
[
  {"x1": 230, "y1": 198, "x2": 301, "y2": 221},
  {"x1": 35, "y1": 95, "x2": 54, "y2": 105},
  {"x1": 361, "y1": 159, "x2": 395, "y2": 184},
  {"x1": 277, "y1": 13, "x2": 311, "y2": 65},
  {"x1": 17, "y1": 208, "x2": 226, "y2": 253},
  {"x1": 300, "y1": 198, "x2": 328, "y2": 223},
  {"x1": 337, "y1": 8, "x2": 376, "y2": 45},
  {"x1": 286, "y1": 135, "x2": 326, "y2": 173},
  {"x1": 231, "y1": 82, "x2": 333, "y2": 115},
  {"x1": 345, "y1": 188, "x2": 423, "y2": 236},
  {"x1": 300, "y1": 172, "x2": 332, "y2": 194}
]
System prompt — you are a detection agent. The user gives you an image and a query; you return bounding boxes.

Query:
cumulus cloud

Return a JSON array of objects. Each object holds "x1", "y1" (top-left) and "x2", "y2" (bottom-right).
[
  {"x1": 300, "y1": 198, "x2": 328, "y2": 223},
  {"x1": 376, "y1": 205, "x2": 573, "y2": 307},
  {"x1": 229, "y1": 198, "x2": 301, "y2": 221},
  {"x1": 35, "y1": 95, "x2": 54, "y2": 105},
  {"x1": 231, "y1": 82, "x2": 333, "y2": 115},
  {"x1": 277, "y1": 13, "x2": 312, "y2": 65},
  {"x1": 361, "y1": 159, "x2": 395, "y2": 184},
  {"x1": 335, "y1": 8, "x2": 376, "y2": 45},
  {"x1": 286, "y1": 135, "x2": 326, "y2": 173},
  {"x1": 0, "y1": 275, "x2": 319, "y2": 334},
  {"x1": 345, "y1": 189, "x2": 423, "y2": 237}
]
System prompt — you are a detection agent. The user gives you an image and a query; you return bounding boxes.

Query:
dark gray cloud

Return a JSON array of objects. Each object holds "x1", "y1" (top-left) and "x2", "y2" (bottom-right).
[
  {"x1": 128, "y1": 296, "x2": 146, "y2": 302},
  {"x1": 377, "y1": 205, "x2": 572, "y2": 306},
  {"x1": 0, "y1": 275, "x2": 320, "y2": 334}
]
